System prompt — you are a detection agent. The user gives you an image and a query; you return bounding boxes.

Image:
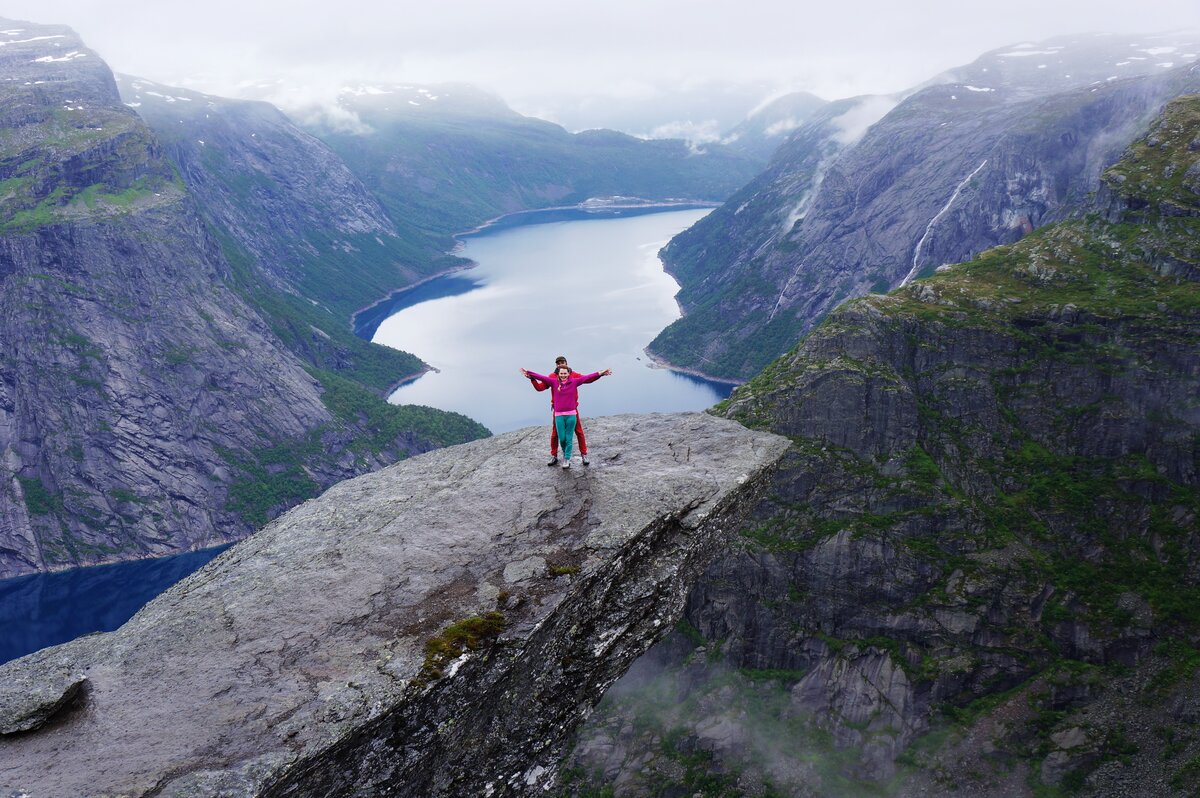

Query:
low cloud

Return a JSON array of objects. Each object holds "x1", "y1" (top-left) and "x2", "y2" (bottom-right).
[
  {"x1": 764, "y1": 117, "x2": 803, "y2": 137},
  {"x1": 830, "y1": 95, "x2": 900, "y2": 145}
]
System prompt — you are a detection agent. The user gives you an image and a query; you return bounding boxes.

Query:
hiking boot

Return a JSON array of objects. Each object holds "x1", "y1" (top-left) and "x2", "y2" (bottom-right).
[
  {"x1": 581, "y1": 456, "x2": 590, "y2": 466},
  {"x1": 547, "y1": 457, "x2": 559, "y2": 466},
  {"x1": 561, "y1": 459, "x2": 571, "y2": 469}
]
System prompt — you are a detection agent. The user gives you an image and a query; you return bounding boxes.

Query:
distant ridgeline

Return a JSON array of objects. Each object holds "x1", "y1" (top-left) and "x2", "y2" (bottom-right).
[
  {"x1": 560, "y1": 95, "x2": 1200, "y2": 797},
  {"x1": 648, "y1": 34, "x2": 1200, "y2": 382},
  {"x1": 0, "y1": 20, "x2": 757, "y2": 578}
]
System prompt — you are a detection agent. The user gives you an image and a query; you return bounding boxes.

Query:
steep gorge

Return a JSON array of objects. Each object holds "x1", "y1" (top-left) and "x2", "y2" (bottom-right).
[{"x1": 562, "y1": 95, "x2": 1200, "y2": 798}]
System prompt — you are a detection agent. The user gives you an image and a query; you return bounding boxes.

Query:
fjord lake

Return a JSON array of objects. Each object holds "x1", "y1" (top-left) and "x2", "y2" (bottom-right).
[{"x1": 372, "y1": 207, "x2": 733, "y2": 434}]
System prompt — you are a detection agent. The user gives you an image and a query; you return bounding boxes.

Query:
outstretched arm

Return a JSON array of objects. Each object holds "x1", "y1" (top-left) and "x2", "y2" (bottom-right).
[
  {"x1": 522, "y1": 368, "x2": 553, "y2": 384},
  {"x1": 577, "y1": 368, "x2": 612, "y2": 384}
]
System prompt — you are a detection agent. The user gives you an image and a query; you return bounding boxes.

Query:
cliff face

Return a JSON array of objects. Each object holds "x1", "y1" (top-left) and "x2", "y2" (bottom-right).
[
  {"x1": 562, "y1": 97, "x2": 1200, "y2": 797},
  {"x1": 650, "y1": 36, "x2": 1200, "y2": 381},
  {"x1": 0, "y1": 21, "x2": 486, "y2": 578},
  {"x1": 0, "y1": 414, "x2": 789, "y2": 798},
  {"x1": 115, "y1": 76, "x2": 428, "y2": 316}
]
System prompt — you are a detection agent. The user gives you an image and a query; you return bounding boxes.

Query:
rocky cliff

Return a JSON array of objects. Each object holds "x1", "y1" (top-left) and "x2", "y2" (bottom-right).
[
  {"x1": 0, "y1": 414, "x2": 789, "y2": 797},
  {"x1": 0, "y1": 21, "x2": 486, "y2": 578},
  {"x1": 650, "y1": 34, "x2": 1200, "y2": 381},
  {"x1": 561, "y1": 96, "x2": 1200, "y2": 797},
  {"x1": 113, "y1": 74, "x2": 435, "y2": 394}
]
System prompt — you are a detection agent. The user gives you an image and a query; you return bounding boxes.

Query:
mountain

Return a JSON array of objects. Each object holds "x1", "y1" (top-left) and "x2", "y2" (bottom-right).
[
  {"x1": 562, "y1": 95, "x2": 1200, "y2": 797},
  {"x1": 722, "y1": 90, "x2": 830, "y2": 160},
  {"x1": 113, "y1": 75, "x2": 441, "y2": 392},
  {"x1": 310, "y1": 82, "x2": 761, "y2": 266},
  {"x1": 509, "y1": 78, "x2": 781, "y2": 143},
  {"x1": 648, "y1": 33, "x2": 1200, "y2": 381},
  {"x1": 0, "y1": 21, "x2": 486, "y2": 579}
]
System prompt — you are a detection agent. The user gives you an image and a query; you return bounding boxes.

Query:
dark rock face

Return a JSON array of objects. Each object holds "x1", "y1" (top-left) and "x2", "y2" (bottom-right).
[
  {"x1": 115, "y1": 75, "x2": 425, "y2": 315},
  {"x1": 562, "y1": 98, "x2": 1200, "y2": 797},
  {"x1": 649, "y1": 35, "x2": 1200, "y2": 381},
  {"x1": 0, "y1": 414, "x2": 789, "y2": 797},
  {"x1": 0, "y1": 21, "x2": 486, "y2": 578}
]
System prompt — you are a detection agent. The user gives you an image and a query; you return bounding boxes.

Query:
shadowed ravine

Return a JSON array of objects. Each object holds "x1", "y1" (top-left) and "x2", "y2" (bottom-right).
[{"x1": 0, "y1": 413, "x2": 788, "y2": 798}]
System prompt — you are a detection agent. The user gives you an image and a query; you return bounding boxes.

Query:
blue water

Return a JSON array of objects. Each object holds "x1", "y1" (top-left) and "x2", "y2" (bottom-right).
[
  {"x1": 373, "y1": 208, "x2": 734, "y2": 433},
  {"x1": 0, "y1": 545, "x2": 229, "y2": 665}
]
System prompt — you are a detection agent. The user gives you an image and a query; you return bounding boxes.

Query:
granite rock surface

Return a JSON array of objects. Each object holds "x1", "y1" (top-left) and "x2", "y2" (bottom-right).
[{"x1": 0, "y1": 413, "x2": 788, "y2": 797}]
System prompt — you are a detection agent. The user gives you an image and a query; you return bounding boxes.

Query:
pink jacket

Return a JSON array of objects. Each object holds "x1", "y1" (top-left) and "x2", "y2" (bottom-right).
[{"x1": 524, "y1": 371, "x2": 602, "y2": 415}]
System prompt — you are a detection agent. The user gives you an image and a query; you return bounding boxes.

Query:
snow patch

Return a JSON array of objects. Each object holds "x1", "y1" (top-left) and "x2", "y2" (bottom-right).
[
  {"x1": 124, "y1": 102, "x2": 141, "y2": 108},
  {"x1": 1143, "y1": 46, "x2": 1177, "y2": 55},
  {"x1": 996, "y1": 49, "x2": 1060, "y2": 57},
  {"x1": 1158, "y1": 62, "x2": 1175, "y2": 68},
  {"x1": 0, "y1": 35, "x2": 66, "y2": 47},
  {"x1": 343, "y1": 85, "x2": 393, "y2": 96},
  {"x1": 963, "y1": 85, "x2": 994, "y2": 92},
  {"x1": 33, "y1": 51, "x2": 87, "y2": 63}
]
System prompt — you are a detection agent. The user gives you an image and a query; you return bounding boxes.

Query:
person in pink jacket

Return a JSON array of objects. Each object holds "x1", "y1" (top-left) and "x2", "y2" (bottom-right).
[{"x1": 520, "y1": 364, "x2": 612, "y2": 468}]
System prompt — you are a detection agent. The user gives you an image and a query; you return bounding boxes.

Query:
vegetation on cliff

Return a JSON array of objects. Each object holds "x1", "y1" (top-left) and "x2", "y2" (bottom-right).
[{"x1": 563, "y1": 96, "x2": 1200, "y2": 797}]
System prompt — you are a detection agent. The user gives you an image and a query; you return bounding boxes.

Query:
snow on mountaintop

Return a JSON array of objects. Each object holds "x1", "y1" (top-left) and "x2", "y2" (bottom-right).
[
  {"x1": 116, "y1": 75, "x2": 218, "y2": 112},
  {"x1": 0, "y1": 34, "x2": 66, "y2": 47},
  {"x1": 339, "y1": 83, "x2": 447, "y2": 103},
  {"x1": 939, "y1": 31, "x2": 1199, "y2": 102}
]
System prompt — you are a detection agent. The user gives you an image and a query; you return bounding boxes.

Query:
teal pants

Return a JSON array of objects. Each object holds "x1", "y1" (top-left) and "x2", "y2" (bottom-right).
[{"x1": 555, "y1": 414, "x2": 577, "y2": 460}]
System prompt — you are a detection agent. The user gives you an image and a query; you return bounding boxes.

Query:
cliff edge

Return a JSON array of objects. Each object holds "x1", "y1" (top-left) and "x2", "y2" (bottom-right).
[{"x1": 0, "y1": 413, "x2": 788, "y2": 797}]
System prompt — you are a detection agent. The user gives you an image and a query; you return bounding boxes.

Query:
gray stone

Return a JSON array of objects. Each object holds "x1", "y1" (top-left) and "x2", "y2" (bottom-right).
[
  {"x1": 0, "y1": 659, "x2": 86, "y2": 735},
  {"x1": 0, "y1": 413, "x2": 788, "y2": 798}
]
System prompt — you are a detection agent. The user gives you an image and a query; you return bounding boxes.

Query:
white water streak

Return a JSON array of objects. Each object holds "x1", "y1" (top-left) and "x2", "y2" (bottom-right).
[{"x1": 900, "y1": 159, "x2": 988, "y2": 287}]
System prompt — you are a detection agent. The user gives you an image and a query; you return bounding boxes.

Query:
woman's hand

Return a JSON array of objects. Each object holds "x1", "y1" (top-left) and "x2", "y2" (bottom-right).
[
  {"x1": 520, "y1": 368, "x2": 531, "y2": 378},
  {"x1": 600, "y1": 368, "x2": 612, "y2": 376}
]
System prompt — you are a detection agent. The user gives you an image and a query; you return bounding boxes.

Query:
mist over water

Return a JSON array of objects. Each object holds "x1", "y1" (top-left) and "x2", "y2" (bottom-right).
[{"x1": 373, "y1": 209, "x2": 732, "y2": 434}]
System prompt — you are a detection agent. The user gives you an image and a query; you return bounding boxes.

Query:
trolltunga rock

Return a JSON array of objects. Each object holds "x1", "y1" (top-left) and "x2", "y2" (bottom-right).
[{"x1": 0, "y1": 413, "x2": 788, "y2": 797}]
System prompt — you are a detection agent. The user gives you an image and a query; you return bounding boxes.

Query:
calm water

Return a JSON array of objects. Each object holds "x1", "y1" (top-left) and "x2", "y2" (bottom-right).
[
  {"x1": 0, "y1": 545, "x2": 229, "y2": 665},
  {"x1": 374, "y1": 208, "x2": 733, "y2": 433}
]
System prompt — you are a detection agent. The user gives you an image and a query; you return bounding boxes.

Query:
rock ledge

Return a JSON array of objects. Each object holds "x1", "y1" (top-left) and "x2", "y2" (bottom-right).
[{"x1": 0, "y1": 413, "x2": 788, "y2": 797}]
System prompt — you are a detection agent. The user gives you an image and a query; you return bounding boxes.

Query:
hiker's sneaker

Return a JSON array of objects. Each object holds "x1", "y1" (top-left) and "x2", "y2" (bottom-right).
[
  {"x1": 547, "y1": 457, "x2": 559, "y2": 466},
  {"x1": 561, "y1": 459, "x2": 571, "y2": 469}
]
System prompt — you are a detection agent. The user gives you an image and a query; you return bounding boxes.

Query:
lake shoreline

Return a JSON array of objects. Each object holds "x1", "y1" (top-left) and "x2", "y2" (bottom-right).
[
  {"x1": 350, "y1": 198, "x2": 720, "y2": 341},
  {"x1": 641, "y1": 348, "x2": 743, "y2": 387},
  {"x1": 375, "y1": 207, "x2": 731, "y2": 433}
]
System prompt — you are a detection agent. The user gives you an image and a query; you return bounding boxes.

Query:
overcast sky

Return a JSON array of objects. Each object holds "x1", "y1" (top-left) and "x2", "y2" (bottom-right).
[{"x1": 6, "y1": 0, "x2": 1200, "y2": 132}]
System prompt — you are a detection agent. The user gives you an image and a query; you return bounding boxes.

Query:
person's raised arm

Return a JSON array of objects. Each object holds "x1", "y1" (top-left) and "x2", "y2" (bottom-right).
[
  {"x1": 577, "y1": 368, "x2": 612, "y2": 384},
  {"x1": 522, "y1": 368, "x2": 553, "y2": 384},
  {"x1": 523, "y1": 368, "x2": 551, "y2": 390}
]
